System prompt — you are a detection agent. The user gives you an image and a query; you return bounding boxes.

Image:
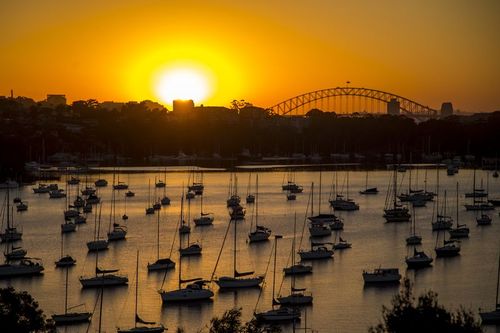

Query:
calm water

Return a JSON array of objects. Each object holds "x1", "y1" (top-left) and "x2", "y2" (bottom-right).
[{"x1": 1, "y1": 169, "x2": 499, "y2": 333}]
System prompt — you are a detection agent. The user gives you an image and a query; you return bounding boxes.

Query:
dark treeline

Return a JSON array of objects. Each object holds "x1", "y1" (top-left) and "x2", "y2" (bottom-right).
[{"x1": 0, "y1": 97, "x2": 499, "y2": 179}]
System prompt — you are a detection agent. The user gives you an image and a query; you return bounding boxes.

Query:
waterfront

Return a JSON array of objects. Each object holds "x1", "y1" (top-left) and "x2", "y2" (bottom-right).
[{"x1": 1, "y1": 168, "x2": 499, "y2": 332}]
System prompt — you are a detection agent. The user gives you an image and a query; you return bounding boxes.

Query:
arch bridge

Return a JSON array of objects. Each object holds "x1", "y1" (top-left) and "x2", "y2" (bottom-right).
[{"x1": 269, "y1": 87, "x2": 438, "y2": 118}]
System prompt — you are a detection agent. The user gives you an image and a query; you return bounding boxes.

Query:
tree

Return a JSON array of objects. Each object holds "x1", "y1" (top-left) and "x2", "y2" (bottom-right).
[
  {"x1": 0, "y1": 287, "x2": 55, "y2": 333},
  {"x1": 369, "y1": 279, "x2": 482, "y2": 333},
  {"x1": 188, "y1": 308, "x2": 280, "y2": 333}
]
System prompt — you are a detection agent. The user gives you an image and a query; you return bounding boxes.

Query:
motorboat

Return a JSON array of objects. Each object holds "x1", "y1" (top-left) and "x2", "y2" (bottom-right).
[
  {"x1": 363, "y1": 268, "x2": 401, "y2": 284},
  {"x1": 95, "y1": 179, "x2": 108, "y2": 187},
  {"x1": 298, "y1": 242, "x2": 334, "y2": 260},
  {"x1": 0, "y1": 258, "x2": 44, "y2": 277}
]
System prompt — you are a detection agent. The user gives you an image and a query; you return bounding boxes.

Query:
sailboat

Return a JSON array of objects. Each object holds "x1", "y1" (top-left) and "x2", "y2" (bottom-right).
[
  {"x1": 383, "y1": 165, "x2": 411, "y2": 222},
  {"x1": 0, "y1": 188, "x2": 23, "y2": 242},
  {"x1": 55, "y1": 232, "x2": 76, "y2": 267},
  {"x1": 254, "y1": 235, "x2": 301, "y2": 322},
  {"x1": 449, "y1": 182, "x2": 469, "y2": 238},
  {"x1": 283, "y1": 214, "x2": 312, "y2": 275},
  {"x1": 360, "y1": 170, "x2": 378, "y2": 195},
  {"x1": 117, "y1": 251, "x2": 165, "y2": 333},
  {"x1": 79, "y1": 245, "x2": 128, "y2": 287},
  {"x1": 145, "y1": 180, "x2": 154, "y2": 215},
  {"x1": 179, "y1": 196, "x2": 201, "y2": 256},
  {"x1": 405, "y1": 247, "x2": 433, "y2": 269},
  {"x1": 329, "y1": 170, "x2": 359, "y2": 211},
  {"x1": 479, "y1": 251, "x2": 500, "y2": 324},
  {"x1": 226, "y1": 173, "x2": 241, "y2": 208},
  {"x1": 188, "y1": 170, "x2": 204, "y2": 195},
  {"x1": 465, "y1": 170, "x2": 494, "y2": 211},
  {"x1": 107, "y1": 183, "x2": 127, "y2": 241},
  {"x1": 248, "y1": 174, "x2": 271, "y2": 242},
  {"x1": 333, "y1": 231, "x2": 352, "y2": 250},
  {"x1": 277, "y1": 214, "x2": 313, "y2": 306},
  {"x1": 52, "y1": 267, "x2": 92, "y2": 325},
  {"x1": 113, "y1": 173, "x2": 129, "y2": 190},
  {"x1": 86, "y1": 203, "x2": 109, "y2": 251},
  {"x1": 308, "y1": 181, "x2": 335, "y2": 237},
  {"x1": 178, "y1": 192, "x2": 191, "y2": 235},
  {"x1": 215, "y1": 219, "x2": 263, "y2": 288},
  {"x1": 246, "y1": 172, "x2": 255, "y2": 203},
  {"x1": 282, "y1": 170, "x2": 303, "y2": 193},
  {"x1": 147, "y1": 209, "x2": 175, "y2": 271},
  {"x1": 434, "y1": 221, "x2": 461, "y2": 258},
  {"x1": 159, "y1": 169, "x2": 170, "y2": 205},
  {"x1": 406, "y1": 206, "x2": 422, "y2": 245},
  {"x1": 432, "y1": 190, "x2": 453, "y2": 231},
  {"x1": 0, "y1": 194, "x2": 43, "y2": 277},
  {"x1": 193, "y1": 191, "x2": 214, "y2": 226},
  {"x1": 158, "y1": 236, "x2": 213, "y2": 303}
]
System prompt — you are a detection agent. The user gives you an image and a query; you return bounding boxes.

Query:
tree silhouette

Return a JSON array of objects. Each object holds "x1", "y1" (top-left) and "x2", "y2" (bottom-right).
[
  {"x1": 369, "y1": 279, "x2": 482, "y2": 333},
  {"x1": 0, "y1": 287, "x2": 55, "y2": 333}
]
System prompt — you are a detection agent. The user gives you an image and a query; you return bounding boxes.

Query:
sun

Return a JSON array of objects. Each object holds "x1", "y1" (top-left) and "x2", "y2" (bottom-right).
[{"x1": 155, "y1": 67, "x2": 211, "y2": 105}]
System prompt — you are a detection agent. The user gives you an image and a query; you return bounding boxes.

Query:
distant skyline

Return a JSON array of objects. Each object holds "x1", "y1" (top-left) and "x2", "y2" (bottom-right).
[{"x1": 1, "y1": 0, "x2": 499, "y2": 112}]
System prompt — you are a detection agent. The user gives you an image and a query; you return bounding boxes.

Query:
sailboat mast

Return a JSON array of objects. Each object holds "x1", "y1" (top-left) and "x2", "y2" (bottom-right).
[
  {"x1": 272, "y1": 236, "x2": 279, "y2": 308},
  {"x1": 255, "y1": 174, "x2": 259, "y2": 227},
  {"x1": 157, "y1": 210, "x2": 160, "y2": 261},
  {"x1": 64, "y1": 267, "x2": 69, "y2": 314},
  {"x1": 311, "y1": 182, "x2": 314, "y2": 216},
  {"x1": 233, "y1": 219, "x2": 237, "y2": 277},
  {"x1": 365, "y1": 170, "x2": 368, "y2": 191},
  {"x1": 6, "y1": 187, "x2": 10, "y2": 230},
  {"x1": 318, "y1": 169, "x2": 322, "y2": 214},
  {"x1": 346, "y1": 170, "x2": 349, "y2": 200},
  {"x1": 135, "y1": 250, "x2": 139, "y2": 328},
  {"x1": 436, "y1": 165, "x2": 440, "y2": 218},
  {"x1": 98, "y1": 287, "x2": 103, "y2": 333},
  {"x1": 393, "y1": 166, "x2": 397, "y2": 209},
  {"x1": 496, "y1": 253, "x2": 500, "y2": 308},
  {"x1": 456, "y1": 182, "x2": 459, "y2": 227}
]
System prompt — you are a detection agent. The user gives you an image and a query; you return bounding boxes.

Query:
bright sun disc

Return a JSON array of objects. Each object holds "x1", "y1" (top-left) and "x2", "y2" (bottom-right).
[{"x1": 155, "y1": 67, "x2": 210, "y2": 105}]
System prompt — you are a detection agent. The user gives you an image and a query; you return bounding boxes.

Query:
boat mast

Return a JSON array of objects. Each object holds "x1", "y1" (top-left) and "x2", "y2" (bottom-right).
[
  {"x1": 272, "y1": 235, "x2": 280, "y2": 308},
  {"x1": 318, "y1": 169, "x2": 322, "y2": 215},
  {"x1": 233, "y1": 218, "x2": 237, "y2": 278},
  {"x1": 255, "y1": 174, "x2": 259, "y2": 229},
  {"x1": 393, "y1": 165, "x2": 397, "y2": 210},
  {"x1": 495, "y1": 252, "x2": 500, "y2": 309},
  {"x1": 456, "y1": 182, "x2": 459, "y2": 228},
  {"x1": 436, "y1": 165, "x2": 440, "y2": 220},
  {"x1": 134, "y1": 250, "x2": 139, "y2": 328},
  {"x1": 311, "y1": 182, "x2": 314, "y2": 216},
  {"x1": 156, "y1": 210, "x2": 160, "y2": 261},
  {"x1": 346, "y1": 170, "x2": 349, "y2": 200},
  {"x1": 64, "y1": 267, "x2": 69, "y2": 314}
]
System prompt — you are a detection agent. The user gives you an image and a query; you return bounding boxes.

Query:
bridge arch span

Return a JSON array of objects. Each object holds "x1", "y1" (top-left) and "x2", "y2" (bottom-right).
[{"x1": 269, "y1": 87, "x2": 438, "y2": 117}]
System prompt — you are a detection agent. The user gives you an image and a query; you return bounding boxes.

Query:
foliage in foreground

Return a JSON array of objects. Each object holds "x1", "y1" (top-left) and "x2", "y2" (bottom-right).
[
  {"x1": 369, "y1": 279, "x2": 482, "y2": 333},
  {"x1": 176, "y1": 308, "x2": 281, "y2": 333},
  {"x1": 0, "y1": 287, "x2": 55, "y2": 333}
]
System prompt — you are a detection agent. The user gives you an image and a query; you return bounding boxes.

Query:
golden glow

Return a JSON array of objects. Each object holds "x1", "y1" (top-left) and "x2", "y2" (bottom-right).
[
  {"x1": 1, "y1": 1, "x2": 499, "y2": 111},
  {"x1": 154, "y1": 66, "x2": 211, "y2": 104}
]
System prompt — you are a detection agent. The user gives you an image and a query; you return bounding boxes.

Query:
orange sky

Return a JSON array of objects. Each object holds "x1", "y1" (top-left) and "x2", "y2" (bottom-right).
[{"x1": 1, "y1": 0, "x2": 499, "y2": 112}]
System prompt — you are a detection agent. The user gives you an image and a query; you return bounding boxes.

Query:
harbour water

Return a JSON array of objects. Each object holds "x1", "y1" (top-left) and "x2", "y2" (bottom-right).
[{"x1": 1, "y1": 168, "x2": 499, "y2": 332}]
